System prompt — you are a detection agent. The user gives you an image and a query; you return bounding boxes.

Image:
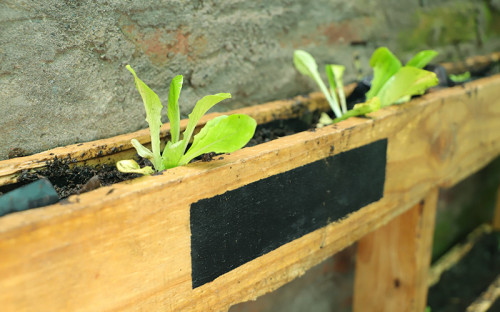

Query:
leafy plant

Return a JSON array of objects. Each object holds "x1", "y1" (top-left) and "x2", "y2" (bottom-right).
[
  {"x1": 117, "y1": 65, "x2": 257, "y2": 175},
  {"x1": 366, "y1": 47, "x2": 439, "y2": 107},
  {"x1": 293, "y1": 50, "x2": 343, "y2": 119},
  {"x1": 293, "y1": 48, "x2": 439, "y2": 127},
  {"x1": 449, "y1": 71, "x2": 471, "y2": 83}
]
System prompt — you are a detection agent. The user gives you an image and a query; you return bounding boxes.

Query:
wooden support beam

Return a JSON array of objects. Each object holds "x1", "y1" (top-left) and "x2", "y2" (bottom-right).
[{"x1": 353, "y1": 189, "x2": 439, "y2": 312}]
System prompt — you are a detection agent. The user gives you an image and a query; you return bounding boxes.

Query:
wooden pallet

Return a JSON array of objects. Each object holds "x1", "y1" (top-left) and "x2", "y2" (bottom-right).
[{"x1": 0, "y1": 71, "x2": 499, "y2": 311}]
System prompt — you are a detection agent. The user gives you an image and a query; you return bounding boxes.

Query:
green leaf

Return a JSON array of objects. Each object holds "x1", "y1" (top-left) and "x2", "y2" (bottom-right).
[
  {"x1": 131, "y1": 139, "x2": 153, "y2": 160},
  {"x1": 179, "y1": 93, "x2": 232, "y2": 156},
  {"x1": 116, "y1": 159, "x2": 154, "y2": 175},
  {"x1": 167, "y1": 75, "x2": 183, "y2": 143},
  {"x1": 179, "y1": 114, "x2": 257, "y2": 165},
  {"x1": 449, "y1": 71, "x2": 471, "y2": 83},
  {"x1": 332, "y1": 97, "x2": 381, "y2": 123},
  {"x1": 366, "y1": 47, "x2": 402, "y2": 100},
  {"x1": 377, "y1": 66, "x2": 439, "y2": 107},
  {"x1": 326, "y1": 64, "x2": 347, "y2": 113},
  {"x1": 406, "y1": 50, "x2": 438, "y2": 69},
  {"x1": 293, "y1": 50, "x2": 321, "y2": 79},
  {"x1": 293, "y1": 50, "x2": 342, "y2": 118},
  {"x1": 161, "y1": 140, "x2": 184, "y2": 169},
  {"x1": 317, "y1": 112, "x2": 334, "y2": 128},
  {"x1": 126, "y1": 65, "x2": 163, "y2": 171}
]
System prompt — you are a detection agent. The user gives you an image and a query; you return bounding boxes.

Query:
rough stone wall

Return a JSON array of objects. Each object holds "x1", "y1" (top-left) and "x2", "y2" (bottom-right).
[{"x1": 2, "y1": 0, "x2": 500, "y2": 159}]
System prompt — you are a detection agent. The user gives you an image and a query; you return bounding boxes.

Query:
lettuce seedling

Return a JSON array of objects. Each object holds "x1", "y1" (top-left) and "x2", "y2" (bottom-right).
[
  {"x1": 294, "y1": 50, "x2": 382, "y2": 126},
  {"x1": 294, "y1": 47, "x2": 439, "y2": 127},
  {"x1": 449, "y1": 71, "x2": 471, "y2": 83},
  {"x1": 326, "y1": 64, "x2": 347, "y2": 114},
  {"x1": 366, "y1": 47, "x2": 439, "y2": 107},
  {"x1": 116, "y1": 65, "x2": 257, "y2": 175},
  {"x1": 406, "y1": 50, "x2": 439, "y2": 69},
  {"x1": 294, "y1": 50, "x2": 352, "y2": 127},
  {"x1": 293, "y1": 50, "x2": 343, "y2": 118}
]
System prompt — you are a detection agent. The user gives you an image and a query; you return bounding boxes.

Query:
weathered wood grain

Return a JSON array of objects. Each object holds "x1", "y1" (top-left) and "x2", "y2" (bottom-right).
[
  {"x1": 0, "y1": 74, "x2": 499, "y2": 311},
  {"x1": 353, "y1": 189, "x2": 438, "y2": 312}
]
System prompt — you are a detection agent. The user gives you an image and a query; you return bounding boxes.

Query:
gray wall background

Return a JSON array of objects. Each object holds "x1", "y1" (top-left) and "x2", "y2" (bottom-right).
[{"x1": 1, "y1": 0, "x2": 500, "y2": 159}]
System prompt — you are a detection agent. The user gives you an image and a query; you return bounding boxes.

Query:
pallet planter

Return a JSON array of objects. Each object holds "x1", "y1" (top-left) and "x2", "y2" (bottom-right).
[{"x1": 0, "y1": 64, "x2": 500, "y2": 311}]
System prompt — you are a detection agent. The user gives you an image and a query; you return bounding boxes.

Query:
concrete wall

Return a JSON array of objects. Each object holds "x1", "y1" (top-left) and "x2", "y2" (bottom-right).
[{"x1": 2, "y1": 0, "x2": 500, "y2": 159}]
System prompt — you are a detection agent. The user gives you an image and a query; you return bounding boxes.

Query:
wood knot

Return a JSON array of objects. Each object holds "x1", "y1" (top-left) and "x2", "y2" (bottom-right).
[{"x1": 430, "y1": 126, "x2": 456, "y2": 162}]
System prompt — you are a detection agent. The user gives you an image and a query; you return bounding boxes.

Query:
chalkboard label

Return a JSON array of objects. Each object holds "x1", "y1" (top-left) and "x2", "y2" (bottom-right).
[{"x1": 191, "y1": 138, "x2": 387, "y2": 288}]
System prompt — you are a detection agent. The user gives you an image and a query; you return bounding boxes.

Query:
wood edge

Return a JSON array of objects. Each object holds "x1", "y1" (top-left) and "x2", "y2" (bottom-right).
[{"x1": 441, "y1": 51, "x2": 500, "y2": 74}]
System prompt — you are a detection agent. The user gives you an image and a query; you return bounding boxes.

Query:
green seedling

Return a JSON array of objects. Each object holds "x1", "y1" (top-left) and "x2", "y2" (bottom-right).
[
  {"x1": 406, "y1": 50, "x2": 439, "y2": 69},
  {"x1": 294, "y1": 50, "x2": 351, "y2": 127},
  {"x1": 366, "y1": 47, "x2": 439, "y2": 107},
  {"x1": 326, "y1": 64, "x2": 347, "y2": 114},
  {"x1": 117, "y1": 65, "x2": 257, "y2": 175},
  {"x1": 294, "y1": 48, "x2": 438, "y2": 127},
  {"x1": 293, "y1": 50, "x2": 343, "y2": 118},
  {"x1": 449, "y1": 71, "x2": 471, "y2": 83}
]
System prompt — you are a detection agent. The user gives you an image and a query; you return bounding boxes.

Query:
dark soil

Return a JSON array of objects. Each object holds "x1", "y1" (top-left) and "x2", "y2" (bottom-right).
[
  {"x1": 427, "y1": 231, "x2": 500, "y2": 311},
  {"x1": 247, "y1": 112, "x2": 320, "y2": 147},
  {"x1": 16, "y1": 157, "x2": 143, "y2": 199}
]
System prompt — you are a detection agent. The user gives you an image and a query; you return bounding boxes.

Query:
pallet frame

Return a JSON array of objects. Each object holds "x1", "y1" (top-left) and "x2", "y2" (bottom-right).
[{"x1": 0, "y1": 73, "x2": 500, "y2": 311}]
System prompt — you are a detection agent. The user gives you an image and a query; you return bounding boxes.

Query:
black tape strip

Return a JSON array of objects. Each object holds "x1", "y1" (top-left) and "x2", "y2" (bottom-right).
[{"x1": 191, "y1": 138, "x2": 387, "y2": 288}]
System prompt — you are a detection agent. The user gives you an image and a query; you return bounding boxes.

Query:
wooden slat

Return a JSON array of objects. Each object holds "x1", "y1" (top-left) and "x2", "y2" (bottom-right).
[
  {"x1": 353, "y1": 189, "x2": 438, "y2": 312},
  {"x1": 441, "y1": 52, "x2": 500, "y2": 75},
  {"x1": 0, "y1": 75, "x2": 499, "y2": 311}
]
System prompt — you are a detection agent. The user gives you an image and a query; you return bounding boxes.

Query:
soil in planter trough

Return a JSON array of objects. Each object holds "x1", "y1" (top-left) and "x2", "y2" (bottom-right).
[{"x1": 15, "y1": 157, "x2": 144, "y2": 199}]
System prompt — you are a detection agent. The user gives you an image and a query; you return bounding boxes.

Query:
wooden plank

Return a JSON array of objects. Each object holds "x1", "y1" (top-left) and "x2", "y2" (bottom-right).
[
  {"x1": 0, "y1": 75, "x2": 499, "y2": 311},
  {"x1": 353, "y1": 189, "x2": 438, "y2": 312},
  {"x1": 441, "y1": 52, "x2": 500, "y2": 74}
]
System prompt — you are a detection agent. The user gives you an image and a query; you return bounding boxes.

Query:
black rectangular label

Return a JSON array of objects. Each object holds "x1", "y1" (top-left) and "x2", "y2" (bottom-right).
[{"x1": 190, "y1": 138, "x2": 387, "y2": 288}]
